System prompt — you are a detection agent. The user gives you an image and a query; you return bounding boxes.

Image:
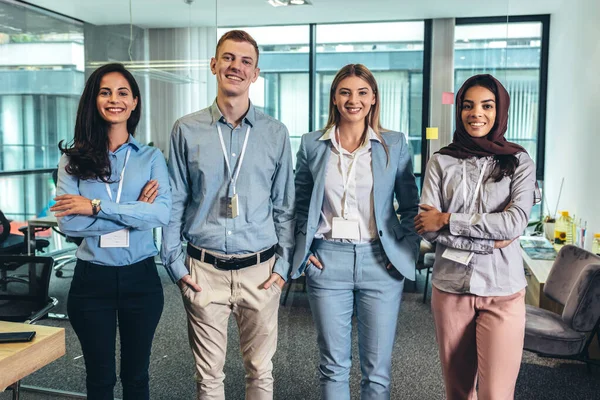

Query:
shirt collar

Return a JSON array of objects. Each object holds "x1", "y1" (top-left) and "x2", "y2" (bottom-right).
[
  {"x1": 112, "y1": 134, "x2": 140, "y2": 154},
  {"x1": 210, "y1": 99, "x2": 256, "y2": 128},
  {"x1": 127, "y1": 134, "x2": 141, "y2": 151},
  {"x1": 319, "y1": 125, "x2": 381, "y2": 146}
]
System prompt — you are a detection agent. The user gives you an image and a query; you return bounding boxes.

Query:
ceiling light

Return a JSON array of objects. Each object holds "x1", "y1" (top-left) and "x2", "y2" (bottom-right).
[{"x1": 267, "y1": 0, "x2": 311, "y2": 7}]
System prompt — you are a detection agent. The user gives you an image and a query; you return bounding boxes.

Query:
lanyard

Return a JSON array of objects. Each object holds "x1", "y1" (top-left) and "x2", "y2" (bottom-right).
[
  {"x1": 217, "y1": 123, "x2": 250, "y2": 194},
  {"x1": 462, "y1": 159, "x2": 488, "y2": 214},
  {"x1": 217, "y1": 124, "x2": 250, "y2": 196},
  {"x1": 105, "y1": 148, "x2": 131, "y2": 204},
  {"x1": 335, "y1": 128, "x2": 360, "y2": 219}
]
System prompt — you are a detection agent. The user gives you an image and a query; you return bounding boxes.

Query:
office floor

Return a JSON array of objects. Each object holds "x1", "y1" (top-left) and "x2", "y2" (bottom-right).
[{"x1": 1, "y1": 261, "x2": 599, "y2": 400}]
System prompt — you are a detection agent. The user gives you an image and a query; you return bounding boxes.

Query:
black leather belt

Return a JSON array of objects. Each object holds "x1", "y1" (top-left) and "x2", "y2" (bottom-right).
[{"x1": 187, "y1": 245, "x2": 276, "y2": 271}]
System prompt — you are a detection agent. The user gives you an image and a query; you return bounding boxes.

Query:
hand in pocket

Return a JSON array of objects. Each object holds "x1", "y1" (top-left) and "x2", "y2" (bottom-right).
[{"x1": 307, "y1": 255, "x2": 323, "y2": 270}]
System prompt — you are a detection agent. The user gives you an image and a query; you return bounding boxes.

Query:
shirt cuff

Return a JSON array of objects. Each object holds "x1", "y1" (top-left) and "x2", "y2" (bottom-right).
[
  {"x1": 273, "y1": 254, "x2": 290, "y2": 282},
  {"x1": 164, "y1": 258, "x2": 188, "y2": 283},
  {"x1": 478, "y1": 240, "x2": 495, "y2": 254},
  {"x1": 449, "y1": 213, "x2": 471, "y2": 236}
]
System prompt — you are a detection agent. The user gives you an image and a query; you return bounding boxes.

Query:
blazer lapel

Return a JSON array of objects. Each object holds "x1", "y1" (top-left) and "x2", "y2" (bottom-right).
[
  {"x1": 309, "y1": 139, "x2": 331, "y2": 230},
  {"x1": 371, "y1": 140, "x2": 385, "y2": 208}
]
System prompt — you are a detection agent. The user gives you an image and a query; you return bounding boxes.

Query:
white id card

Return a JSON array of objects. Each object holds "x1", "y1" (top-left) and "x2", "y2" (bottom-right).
[
  {"x1": 331, "y1": 217, "x2": 360, "y2": 240},
  {"x1": 441, "y1": 248, "x2": 474, "y2": 265},
  {"x1": 100, "y1": 229, "x2": 130, "y2": 248}
]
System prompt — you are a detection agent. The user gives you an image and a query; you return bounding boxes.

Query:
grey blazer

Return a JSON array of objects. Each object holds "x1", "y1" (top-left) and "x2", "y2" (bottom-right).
[{"x1": 291, "y1": 129, "x2": 420, "y2": 280}]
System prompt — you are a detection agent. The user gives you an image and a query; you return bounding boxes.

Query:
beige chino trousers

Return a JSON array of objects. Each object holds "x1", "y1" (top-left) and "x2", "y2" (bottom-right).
[{"x1": 181, "y1": 245, "x2": 282, "y2": 400}]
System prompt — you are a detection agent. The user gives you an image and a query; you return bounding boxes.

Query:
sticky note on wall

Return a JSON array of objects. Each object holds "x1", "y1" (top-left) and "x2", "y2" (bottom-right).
[
  {"x1": 442, "y1": 92, "x2": 454, "y2": 105},
  {"x1": 426, "y1": 127, "x2": 439, "y2": 140}
]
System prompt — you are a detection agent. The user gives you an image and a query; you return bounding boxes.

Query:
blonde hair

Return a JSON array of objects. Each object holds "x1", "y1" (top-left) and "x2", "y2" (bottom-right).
[{"x1": 324, "y1": 64, "x2": 389, "y2": 163}]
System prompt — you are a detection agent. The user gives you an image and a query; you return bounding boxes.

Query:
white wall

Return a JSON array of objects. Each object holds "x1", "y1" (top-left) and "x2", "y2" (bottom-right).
[{"x1": 545, "y1": 0, "x2": 600, "y2": 249}]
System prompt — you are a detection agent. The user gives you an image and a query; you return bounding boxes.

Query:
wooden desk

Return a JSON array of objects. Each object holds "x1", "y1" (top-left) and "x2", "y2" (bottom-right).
[{"x1": 0, "y1": 321, "x2": 65, "y2": 392}]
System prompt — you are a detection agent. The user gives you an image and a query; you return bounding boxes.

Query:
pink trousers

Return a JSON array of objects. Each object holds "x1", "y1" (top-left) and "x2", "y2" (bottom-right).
[{"x1": 431, "y1": 286, "x2": 526, "y2": 400}]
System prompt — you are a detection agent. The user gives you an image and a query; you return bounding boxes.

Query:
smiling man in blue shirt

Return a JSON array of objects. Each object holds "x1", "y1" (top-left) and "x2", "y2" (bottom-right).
[{"x1": 161, "y1": 30, "x2": 295, "y2": 400}]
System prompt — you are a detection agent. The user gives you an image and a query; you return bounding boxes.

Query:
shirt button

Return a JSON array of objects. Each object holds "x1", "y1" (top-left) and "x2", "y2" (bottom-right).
[
  {"x1": 232, "y1": 153, "x2": 236, "y2": 157},
  {"x1": 379, "y1": 230, "x2": 383, "y2": 237},
  {"x1": 227, "y1": 231, "x2": 232, "y2": 235}
]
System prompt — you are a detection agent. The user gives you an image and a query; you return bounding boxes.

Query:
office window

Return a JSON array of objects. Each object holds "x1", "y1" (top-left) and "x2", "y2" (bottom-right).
[
  {"x1": 220, "y1": 23, "x2": 425, "y2": 171},
  {"x1": 0, "y1": 1, "x2": 84, "y2": 220},
  {"x1": 454, "y1": 21, "x2": 544, "y2": 164},
  {"x1": 316, "y1": 22, "x2": 425, "y2": 173}
]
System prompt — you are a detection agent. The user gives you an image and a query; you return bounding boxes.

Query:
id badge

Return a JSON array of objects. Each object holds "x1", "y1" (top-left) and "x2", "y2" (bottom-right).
[
  {"x1": 100, "y1": 229, "x2": 130, "y2": 248},
  {"x1": 227, "y1": 193, "x2": 239, "y2": 219},
  {"x1": 331, "y1": 217, "x2": 360, "y2": 240},
  {"x1": 441, "y1": 248, "x2": 474, "y2": 266}
]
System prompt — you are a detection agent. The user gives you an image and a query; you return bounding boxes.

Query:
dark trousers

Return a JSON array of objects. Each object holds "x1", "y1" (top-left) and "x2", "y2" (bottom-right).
[{"x1": 67, "y1": 257, "x2": 164, "y2": 400}]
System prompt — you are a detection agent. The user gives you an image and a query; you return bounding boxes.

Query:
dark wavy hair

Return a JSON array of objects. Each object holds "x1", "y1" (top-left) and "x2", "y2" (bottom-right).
[
  {"x1": 460, "y1": 75, "x2": 519, "y2": 182},
  {"x1": 59, "y1": 63, "x2": 141, "y2": 182}
]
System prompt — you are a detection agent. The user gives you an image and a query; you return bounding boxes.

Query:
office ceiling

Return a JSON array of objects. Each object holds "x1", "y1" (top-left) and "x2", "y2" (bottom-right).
[{"x1": 18, "y1": 0, "x2": 563, "y2": 28}]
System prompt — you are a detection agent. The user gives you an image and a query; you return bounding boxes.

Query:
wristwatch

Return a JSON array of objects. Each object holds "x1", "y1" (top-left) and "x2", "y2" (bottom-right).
[{"x1": 91, "y1": 199, "x2": 101, "y2": 215}]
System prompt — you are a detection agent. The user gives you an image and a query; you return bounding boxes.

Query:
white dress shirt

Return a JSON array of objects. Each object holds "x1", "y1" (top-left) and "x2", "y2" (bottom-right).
[{"x1": 315, "y1": 126, "x2": 380, "y2": 244}]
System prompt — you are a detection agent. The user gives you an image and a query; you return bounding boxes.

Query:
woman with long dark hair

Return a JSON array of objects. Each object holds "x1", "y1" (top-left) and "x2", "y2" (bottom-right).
[
  {"x1": 415, "y1": 74, "x2": 537, "y2": 399},
  {"x1": 51, "y1": 63, "x2": 171, "y2": 400},
  {"x1": 291, "y1": 64, "x2": 420, "y2": 399}
]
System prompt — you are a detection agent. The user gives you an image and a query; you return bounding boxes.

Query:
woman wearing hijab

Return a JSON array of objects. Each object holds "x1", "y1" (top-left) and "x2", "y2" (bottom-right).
[{"x1": 415, "y1": 74, "x2": 537, "y2": 400}]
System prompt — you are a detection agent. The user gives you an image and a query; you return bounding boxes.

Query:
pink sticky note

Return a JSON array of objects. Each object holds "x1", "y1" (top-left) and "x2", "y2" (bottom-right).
[{"x1": 442, "y1": 92, "x2": 454, "y2": 105}]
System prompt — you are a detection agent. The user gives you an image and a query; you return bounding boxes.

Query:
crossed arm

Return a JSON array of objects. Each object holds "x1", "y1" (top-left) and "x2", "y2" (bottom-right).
[{"x1": 415, "y1": 154, "x2": 536, "y2": 253}]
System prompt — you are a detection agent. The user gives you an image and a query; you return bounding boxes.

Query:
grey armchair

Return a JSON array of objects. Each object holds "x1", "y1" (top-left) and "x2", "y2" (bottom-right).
[{"x1": 524, "y1": 245, "x2": 600, "y2": 370}]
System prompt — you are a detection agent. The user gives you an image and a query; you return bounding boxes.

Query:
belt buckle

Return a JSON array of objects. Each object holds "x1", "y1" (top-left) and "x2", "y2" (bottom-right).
[{"x1": 216, "y1": 256, "x2": 238, "y2": 270}]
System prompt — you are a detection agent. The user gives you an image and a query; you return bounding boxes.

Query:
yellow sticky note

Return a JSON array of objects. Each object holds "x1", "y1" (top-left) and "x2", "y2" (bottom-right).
[{"x1": 426, "y1": 127, "x2": 439, "y2": 140}]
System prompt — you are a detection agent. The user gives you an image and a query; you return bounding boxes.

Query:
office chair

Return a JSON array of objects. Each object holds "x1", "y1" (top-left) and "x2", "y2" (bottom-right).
[
  {"x1": 49, "y1": 168, "x2": 82, "y2": 277},
  {"x1": 50, "y1": 228, "x2": 82, "y2": 277},
  {"x1": 0, "y1": 255, "x2": 86, "y2": 399},
  {"x1": 0, "y1": 210, "x2": 50, "y2": 255},
  {"x1": 415, "y1": 240, "x2": 435, "y2": 303},
  {"x1": 524, "y1": 245, "x2": 600, "y2": 371},
  {"x1": 0, "y1": 210, "x2": 26, "y2": 254},
  {"x1": 1, "y1": 255, "x2": 57, "y2": 399},
  {"x1": 0, "y1": 255, "x2": 57, "y2": 322}
]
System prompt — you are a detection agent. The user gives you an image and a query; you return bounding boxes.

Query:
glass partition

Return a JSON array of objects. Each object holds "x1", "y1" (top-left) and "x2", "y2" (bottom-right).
[{"x1": 0, "y1": 0, "x2": 83, "y2": 221}]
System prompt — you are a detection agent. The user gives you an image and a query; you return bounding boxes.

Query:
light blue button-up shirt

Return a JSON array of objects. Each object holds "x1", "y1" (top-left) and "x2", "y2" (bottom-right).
[
  {"x1": 161, "y1": 100, "x2": 295, "y2": 283},
  {"x1": 56, "y1": 135, "x2": 171, "y2": 266}
]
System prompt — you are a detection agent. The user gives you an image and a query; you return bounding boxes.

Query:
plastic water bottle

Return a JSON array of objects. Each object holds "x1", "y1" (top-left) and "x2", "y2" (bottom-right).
[
  {"x1": 554, "y1": 211, "x2": 573, "y2": 245},
  {"x1": 592, "y1": 234, "x2": 600, "y2": 255}
]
